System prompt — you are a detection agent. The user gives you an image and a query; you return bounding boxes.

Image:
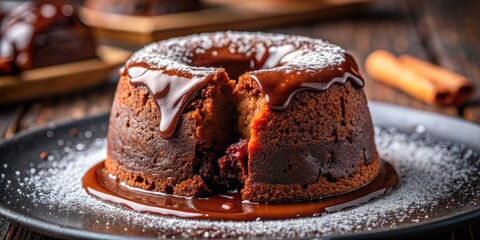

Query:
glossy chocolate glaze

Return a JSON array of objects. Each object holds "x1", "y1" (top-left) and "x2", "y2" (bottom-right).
[
  {"x1": 120, "y1": 64, "x2": 214, "y2": 139},
  {"x1": 83, "y1": 160, "x2": 397, "y2": 221},
  {"x1": 121, "y1": 32, "x2": 364, "y2": 138},
  {"x1": 0, "y1": 0, "x2": 96, "y2": 74},
  {"x1": 250, "y1": 54, "x2": 364, "y2": 110}
]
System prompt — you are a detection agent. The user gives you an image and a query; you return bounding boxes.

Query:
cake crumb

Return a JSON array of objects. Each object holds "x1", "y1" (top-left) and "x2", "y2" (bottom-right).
[
  {"x1": 69, "y1": 128, "x2": 78, "y2": 137},
  {"x1": 40, "y1": 151, "x2": 48, "y2": 160}
]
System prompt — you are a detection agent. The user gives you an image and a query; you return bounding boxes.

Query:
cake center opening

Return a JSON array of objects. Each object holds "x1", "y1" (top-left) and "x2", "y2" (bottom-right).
[{"x1": 191, "y1": 45, "x2": 297, "y2": 79}]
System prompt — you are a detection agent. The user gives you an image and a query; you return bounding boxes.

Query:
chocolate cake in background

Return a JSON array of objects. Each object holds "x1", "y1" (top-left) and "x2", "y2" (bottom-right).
[
  {"x1": 106, "y1": 31, "x2": 380, "y2": 203},
  {"x1": 83, "y1": 0, "x2": 200, "y2": 16},
  {"x1": 0, "y1": 0, "x2": 96, "y2": 75}
]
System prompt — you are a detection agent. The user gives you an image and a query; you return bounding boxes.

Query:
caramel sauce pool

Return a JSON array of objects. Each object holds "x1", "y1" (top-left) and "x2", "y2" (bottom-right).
[{"x1": 83, "y1": 160, "x2": 398, "y2": 221}]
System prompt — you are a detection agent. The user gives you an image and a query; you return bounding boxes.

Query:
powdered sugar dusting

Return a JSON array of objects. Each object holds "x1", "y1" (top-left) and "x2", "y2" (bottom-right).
[
  {"x1": 126, "y1": 31, "x2": 346, "y2": 78},
  {"x1": 2, "y1": 127, "x2": 480, "y2": 238}
]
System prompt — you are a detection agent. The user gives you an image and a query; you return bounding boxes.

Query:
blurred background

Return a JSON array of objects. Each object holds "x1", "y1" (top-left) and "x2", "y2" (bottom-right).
[
  {"x1": 0, "y1": 0, "x2": 479, "y2": 134},
  {"x1": 0, "y1": 0, "x2": 479, "y2": 239}
]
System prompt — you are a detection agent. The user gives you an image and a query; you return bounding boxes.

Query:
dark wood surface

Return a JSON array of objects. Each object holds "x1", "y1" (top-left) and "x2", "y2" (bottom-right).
[{"x1": 1, "y1": 0, "x2": 479, "y2": 239}]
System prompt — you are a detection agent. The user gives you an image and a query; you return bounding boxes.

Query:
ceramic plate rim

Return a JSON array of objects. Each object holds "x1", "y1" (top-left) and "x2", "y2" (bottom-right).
[{"x1": 0, "y1": 101, "x2": 479, "y2": 239}]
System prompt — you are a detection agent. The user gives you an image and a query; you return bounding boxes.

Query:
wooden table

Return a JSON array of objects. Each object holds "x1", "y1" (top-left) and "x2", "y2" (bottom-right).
[{"x1": 1, "y1": 0, "x2": 479, "y2": 239}]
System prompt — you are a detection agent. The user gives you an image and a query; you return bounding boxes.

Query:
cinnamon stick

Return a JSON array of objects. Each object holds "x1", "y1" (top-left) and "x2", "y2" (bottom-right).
[
  {"x1": 398, "y1": 55, "x2": 474, "y2": 106},
  {"x1": 365, "y1": 50, "x2": 453, "y2": 105}
]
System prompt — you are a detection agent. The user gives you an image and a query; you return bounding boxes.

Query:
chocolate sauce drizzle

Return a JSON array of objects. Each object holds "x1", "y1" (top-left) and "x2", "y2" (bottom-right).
[
  {"x1": 250, "y1": 54, "x2": 363, "y2": 110},
  {"x1": 83, "y1": 160, "x2": 398, "y2": 221},
  {"x1": 121, "y1": 32, "x2": 365, "y2": 138},
  {"x1": 120, "y1": 64, "x2": 213, "y2": 139}
]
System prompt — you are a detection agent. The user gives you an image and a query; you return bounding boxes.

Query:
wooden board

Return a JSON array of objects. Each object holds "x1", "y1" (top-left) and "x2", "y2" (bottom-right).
[
  {"x1": 79, "y1": 0, "x2": 370, "y2": 47},
  {"x1": 0, "y1": 46, "x2": 131, "y2": 104}
]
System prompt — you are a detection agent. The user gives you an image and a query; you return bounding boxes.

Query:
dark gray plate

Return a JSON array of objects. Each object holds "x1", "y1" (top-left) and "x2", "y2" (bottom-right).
[{"x1": 0, "y1": 102, "x2": 479, "y2": 239}]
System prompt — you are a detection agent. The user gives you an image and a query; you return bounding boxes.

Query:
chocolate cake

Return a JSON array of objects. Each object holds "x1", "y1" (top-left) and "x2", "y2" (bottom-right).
[
  {"x1": 83, "y1": 0, "x2": 200, "y2": 16},
  {"x1": 0, "y1": 0, "x2": 96, "y2": 75},
  {"x1": 106, "y1": 31, "x2": 380, "y2": 203}
]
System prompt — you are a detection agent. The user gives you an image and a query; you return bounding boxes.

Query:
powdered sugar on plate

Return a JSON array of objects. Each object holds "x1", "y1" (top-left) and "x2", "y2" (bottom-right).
[{"x1": 2, "y1": 127, "x2": 480, "y2": 238}]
